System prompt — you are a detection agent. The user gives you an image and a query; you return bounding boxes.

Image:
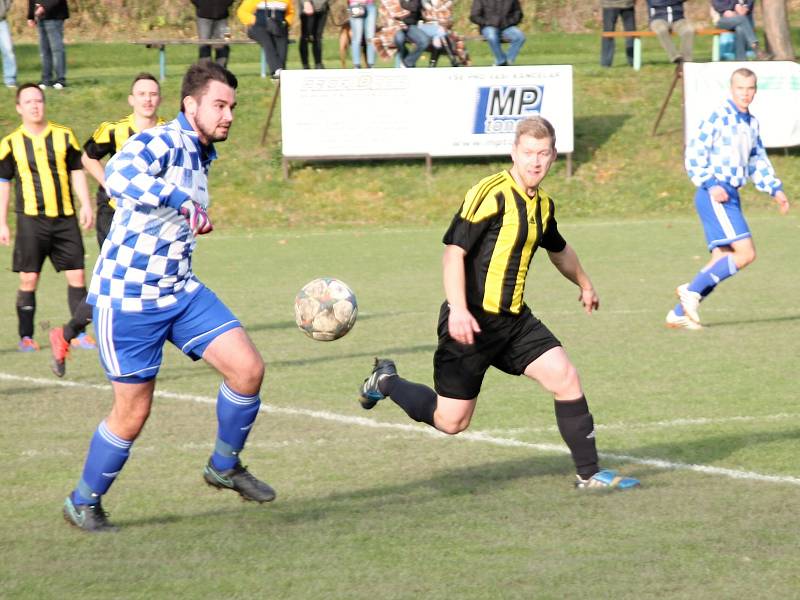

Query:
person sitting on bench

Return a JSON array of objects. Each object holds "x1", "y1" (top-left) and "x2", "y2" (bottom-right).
[
  {"x1": 647, "y1": 0, "x2": 693, "y2": 64},
  {"x1": 469, "y1": 0, "x2": 525, "y2": 66}
]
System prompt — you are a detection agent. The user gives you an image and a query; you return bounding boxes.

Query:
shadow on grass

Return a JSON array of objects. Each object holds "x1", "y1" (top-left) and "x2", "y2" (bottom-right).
[
  {"x1": 0, "y1": 385, "x2": 46, "y2": 396},
  {"x1": 113, "y1": 426, "x2": 799, "y2": 530},
  {"x1": 572, "y1": 113, "x2": 631, "y2": 167},
  {"x1": 628, "y1": 428, "x2": 800, "y2": 469},
  {"x1": 117, "y1": 454, "x2": 572, "y2": 530},
  {"x1": 706, "y1": 313, "x2": 800, "y2": 328}
]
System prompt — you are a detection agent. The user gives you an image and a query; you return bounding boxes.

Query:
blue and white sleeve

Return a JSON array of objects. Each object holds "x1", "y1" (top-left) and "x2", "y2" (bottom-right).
[
  {"x1": 685, "y1": 113, "x2": 721, "y2": 190},
  {"x1": 105, "y1": 132, "x2": 190, "y2": 211},
  {"x1": 748, "y1": 122, "x2": 783, "y2": 196}
]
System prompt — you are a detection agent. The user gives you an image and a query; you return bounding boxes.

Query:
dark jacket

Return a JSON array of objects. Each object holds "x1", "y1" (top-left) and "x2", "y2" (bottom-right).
[
  {"x1": 192, "y1": 0, "x2": 235, "y2": 20},
  {"x1": 27, "y1": 0, "x2": 68, "y2": 20},
  {"x1": 399, "y1": 0, "x2": 423, "y2": 26},
  {"x1": 469, "y1": 0, "x2": 522, "y2": 30},
  {"x1": 647, "y1": 0, "x2": 685, "y2": 21},
  {"x1": 711, "y1": 0, "x2": 755, "y2": 13}
]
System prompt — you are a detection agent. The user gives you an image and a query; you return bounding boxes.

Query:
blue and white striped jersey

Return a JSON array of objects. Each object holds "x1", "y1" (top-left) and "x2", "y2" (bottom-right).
[
  {"x1": 685, "y1": 99, "x2": 783, "y2": 196},
  {"x1": 87, "y1": 113, "x2": 218, "y2": 312}
]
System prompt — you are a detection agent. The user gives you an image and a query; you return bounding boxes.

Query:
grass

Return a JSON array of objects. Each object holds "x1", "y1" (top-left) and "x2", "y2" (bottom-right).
[
  {"x1": 2, "y1": 215, "x2": 800, "y2": 598},
  {"x1": 1, "y1": 34, "x2": 800, "y2": 599}
]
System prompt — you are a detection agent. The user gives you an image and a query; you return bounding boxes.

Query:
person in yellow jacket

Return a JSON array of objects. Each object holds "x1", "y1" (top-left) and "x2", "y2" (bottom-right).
[{"x1": 237, "y1": 0, "x2": 295, "y2": 78}]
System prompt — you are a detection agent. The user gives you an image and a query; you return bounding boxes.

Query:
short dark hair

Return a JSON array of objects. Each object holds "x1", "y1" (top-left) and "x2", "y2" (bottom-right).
[
  {"x1": 16, "y1": 83, "x2": 44, "y2": 104},
  {"x1": 180, "y1": 60, "x2": 238, "y2": 112},
  {"x1": 131, "y1": 72, "x2": 160, "y2": 93},
  {"x1": 731, "y1": 67, "x2": 757, "y2": 85}
]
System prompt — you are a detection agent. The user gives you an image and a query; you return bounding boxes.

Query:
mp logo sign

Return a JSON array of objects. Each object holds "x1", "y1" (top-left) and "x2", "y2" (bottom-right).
[{"x1": 472, "y1": 86, "x2": 544, "y2": 134}]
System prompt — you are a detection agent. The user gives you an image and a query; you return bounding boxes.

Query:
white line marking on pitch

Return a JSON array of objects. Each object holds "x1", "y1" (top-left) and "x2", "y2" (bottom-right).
[{"x1": 3, "y1": 372, "x2": 799, "y2": 487}]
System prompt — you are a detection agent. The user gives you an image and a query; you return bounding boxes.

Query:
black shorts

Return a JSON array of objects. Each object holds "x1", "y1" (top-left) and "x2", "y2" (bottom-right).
[
  {"x1": 95, "y1": 200, "x2": 115, "y2": 249},
  {"x1": 12, "y1": 214, "x2": 85, "y2": 273},
  {"x1": 433, "y1": 302, "x2": 562, "y2": 400}
]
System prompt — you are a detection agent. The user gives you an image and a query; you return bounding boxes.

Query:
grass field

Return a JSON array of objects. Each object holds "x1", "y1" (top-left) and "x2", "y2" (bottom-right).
[{"x1": 2, "y1": 214, "x2": 799, "y2": 598}]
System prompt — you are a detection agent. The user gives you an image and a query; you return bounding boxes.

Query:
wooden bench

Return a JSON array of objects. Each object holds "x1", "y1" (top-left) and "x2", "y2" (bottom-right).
[
  {"x1": 133, "y1": 38, "x2": 293, "y2": 80},
  {"x1": 600, "y1": 28, "x2": 729, "y2": 70}
]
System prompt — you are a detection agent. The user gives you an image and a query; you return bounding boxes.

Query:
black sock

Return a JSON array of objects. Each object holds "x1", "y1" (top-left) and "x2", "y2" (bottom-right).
[
  {"x1": 555, "y1": 396, "x2": 599, "y2": 480},
  {"x1": 16, "y1": 290, "x2": 35, "y2": 339},
  {"x1": 381, "y1": 376, "x2": 437, "y2": 427},
  {"x1": 64, "y1": 293, "x2": 92, "y2": 343}
]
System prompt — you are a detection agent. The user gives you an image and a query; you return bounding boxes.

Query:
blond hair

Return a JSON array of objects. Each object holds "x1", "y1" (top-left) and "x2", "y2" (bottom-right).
[{"x1": 514, "y1": 116, "x2": 556, "y2": 150}]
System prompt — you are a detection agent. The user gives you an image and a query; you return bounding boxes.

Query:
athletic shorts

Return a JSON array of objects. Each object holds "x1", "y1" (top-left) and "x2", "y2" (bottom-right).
[
  {"x1": 95, "y1": 200, "x2": 115, "y2": 249},
  {"x1": 12, "y1": 214, "x2": 85, "y2": 273},
  {"x1": 92, "y1": 285, "x2": 241, "y2": 383},
  {"x1": 694, "y1": 184, "x2": 751, "y2": 251},
  {"x1": 433, "y1": 302, "x2": 562, "y2": 400}
]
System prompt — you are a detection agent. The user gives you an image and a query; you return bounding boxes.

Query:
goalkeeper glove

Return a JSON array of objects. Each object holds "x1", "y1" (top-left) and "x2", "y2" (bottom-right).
[{"x1": 179, "y1": 200, "x2": 213, "y2": 235}]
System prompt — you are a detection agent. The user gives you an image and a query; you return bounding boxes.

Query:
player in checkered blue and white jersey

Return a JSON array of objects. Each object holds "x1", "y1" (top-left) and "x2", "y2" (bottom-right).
[
  {"x1": 666, "y1": 67, "x2": 790, "y2": 331},
  {"x1": 63, "y1": 62, "x2": 276, "y2": 534}
]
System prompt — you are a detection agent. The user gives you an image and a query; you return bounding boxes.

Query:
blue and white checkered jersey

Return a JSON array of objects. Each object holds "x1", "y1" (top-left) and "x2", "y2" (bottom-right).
[
  {"x1": 87, "y1": 112, "x2": 218, "y2": 312},
  {"x1": 685, "y1": 99, "x2": 783, "y2": 196}
]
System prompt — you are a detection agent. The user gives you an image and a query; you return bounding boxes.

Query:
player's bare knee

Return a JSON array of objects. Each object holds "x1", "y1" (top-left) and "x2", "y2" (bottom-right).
[
  {"x1": 229, "y1": 353, "x2": 265, "y2": 394},
  {"x1": 547, "y1": 362, "x2": 580, "y2": 398},
  {"x1": 435, "y1": 414, "x2": 471, "y2": 435},
  {"x1": 110, "y1": 406, "x2": 150, "y2": 440},
  {"x1": 736, "y1": 248, "x2": 756, "y2": 268}
]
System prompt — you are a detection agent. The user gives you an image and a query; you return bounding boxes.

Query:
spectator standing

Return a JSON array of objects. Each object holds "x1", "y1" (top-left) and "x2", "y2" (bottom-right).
[
  {"x1": 238, "y1": 0, "x2": 295, "y2": 79},
  {"x1": 711, "y1": 0, "x2": 768, "y2": 60},
  {"x1": 27, "y1": 0, "x2": 68, "y2": 89},
  {"x1": 298, "y1": 0, "x2": 328, "y2": 69},
  {"x1": 348, "y1": 0, "x2": 377, "y2": 68},
  {"x1": 647, "y1": 0, "x2": 693, "y2": 63},
  {"x1": 192, "y1": 0, "x2": 234, "y2": 68},
  {"x1": 600, "y1": 0, "x2": 635, "y2": 68},
  {"x1": 0, "y1": 0, "x2": 17, "y2": 87},
  {"x1": 469, "y1": 0, "x2": 525, "y2": 66}
]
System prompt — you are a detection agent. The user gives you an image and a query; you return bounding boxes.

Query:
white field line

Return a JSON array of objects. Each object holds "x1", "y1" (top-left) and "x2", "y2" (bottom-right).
[{"x1": 3, "y1": 372, "x2": 800, "y2": 487}]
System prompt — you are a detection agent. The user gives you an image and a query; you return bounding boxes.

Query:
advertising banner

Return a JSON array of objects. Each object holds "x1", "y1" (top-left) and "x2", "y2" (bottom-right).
[
  {"x1": 279, "y1": 66, "x2": 574, "y2": 159},
  {"x1": 683, "y1": 61, "x2": 800, "y2": 148}
]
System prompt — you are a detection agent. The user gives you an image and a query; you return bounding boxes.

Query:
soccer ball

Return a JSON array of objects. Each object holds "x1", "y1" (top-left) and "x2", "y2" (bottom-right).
[{"x1": 294, "y1": 278, "x2": 358, "y2": 341}]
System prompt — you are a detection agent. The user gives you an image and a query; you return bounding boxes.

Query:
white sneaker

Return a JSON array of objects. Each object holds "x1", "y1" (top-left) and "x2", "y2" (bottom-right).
[
  {"x1": 676, "y1": 283, "x2": 701, "y2": 323},
  {"x1": 666, "y1": 309, "x2": 702, "y2": 330}
]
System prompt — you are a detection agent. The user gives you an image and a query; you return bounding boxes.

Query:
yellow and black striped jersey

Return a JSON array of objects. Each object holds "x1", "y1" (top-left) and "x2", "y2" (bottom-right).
[
  {"x1": 0, "y1": 122, "x2": 83, "y2": 217},
  {"x1": 83, "y1": 114, "x2": 165, "y2": 208},
  {"x1": 443, "y1": 170, "x2": 567, "y2": 315},
  {"x1": 83, "y1": 113, "x2": 166, "y2": 159}
]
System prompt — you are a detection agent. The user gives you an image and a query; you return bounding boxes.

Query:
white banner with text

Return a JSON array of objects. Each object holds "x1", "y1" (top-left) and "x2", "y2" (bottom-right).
[
  {"x1": 683, "y1": 61, "x2": 800, "y2": 148},
  {"x1": 279, "y1": 65, "x2": 574, "y2": 159}
]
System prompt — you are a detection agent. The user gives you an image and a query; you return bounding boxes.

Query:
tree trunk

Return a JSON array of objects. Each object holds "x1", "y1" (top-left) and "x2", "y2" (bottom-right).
[{"x1": 761, "y1": 0, "x2": 796, "y2": 60}]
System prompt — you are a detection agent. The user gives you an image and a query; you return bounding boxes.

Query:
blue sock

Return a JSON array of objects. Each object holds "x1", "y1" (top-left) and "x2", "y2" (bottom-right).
[
  {"x1": 688, "y1": 256, "x2": 738, "y2": 296},
  {"x1": 72, "y1": 421, "x2": 132, "y2": 505},
  {"x1": 211, "y1": 382, "x2": 261, "y2": 471}
]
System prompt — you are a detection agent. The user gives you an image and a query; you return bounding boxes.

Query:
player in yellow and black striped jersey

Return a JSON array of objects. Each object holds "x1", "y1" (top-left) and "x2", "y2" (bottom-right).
[
  {"x1": 82, "y1": 73, "x2": 163, "y2": 247},
  {"x1": 358, "y1": 116, "x2": 641, "y2": 490},
  {"x1": 41, "y1": 73, "x2": 165, "y2": 377},
  {"x1": 0, "y1": 83, "x2": 93, "y2": 353}
]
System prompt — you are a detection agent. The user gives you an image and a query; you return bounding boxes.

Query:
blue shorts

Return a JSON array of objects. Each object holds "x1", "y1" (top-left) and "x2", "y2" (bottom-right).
[
  {"x1": 93, "y1": 286, "x2": 241, "y2": 383},
  {"x1": 694, "y1": 184, "x2": 751, "y2": 251}
]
